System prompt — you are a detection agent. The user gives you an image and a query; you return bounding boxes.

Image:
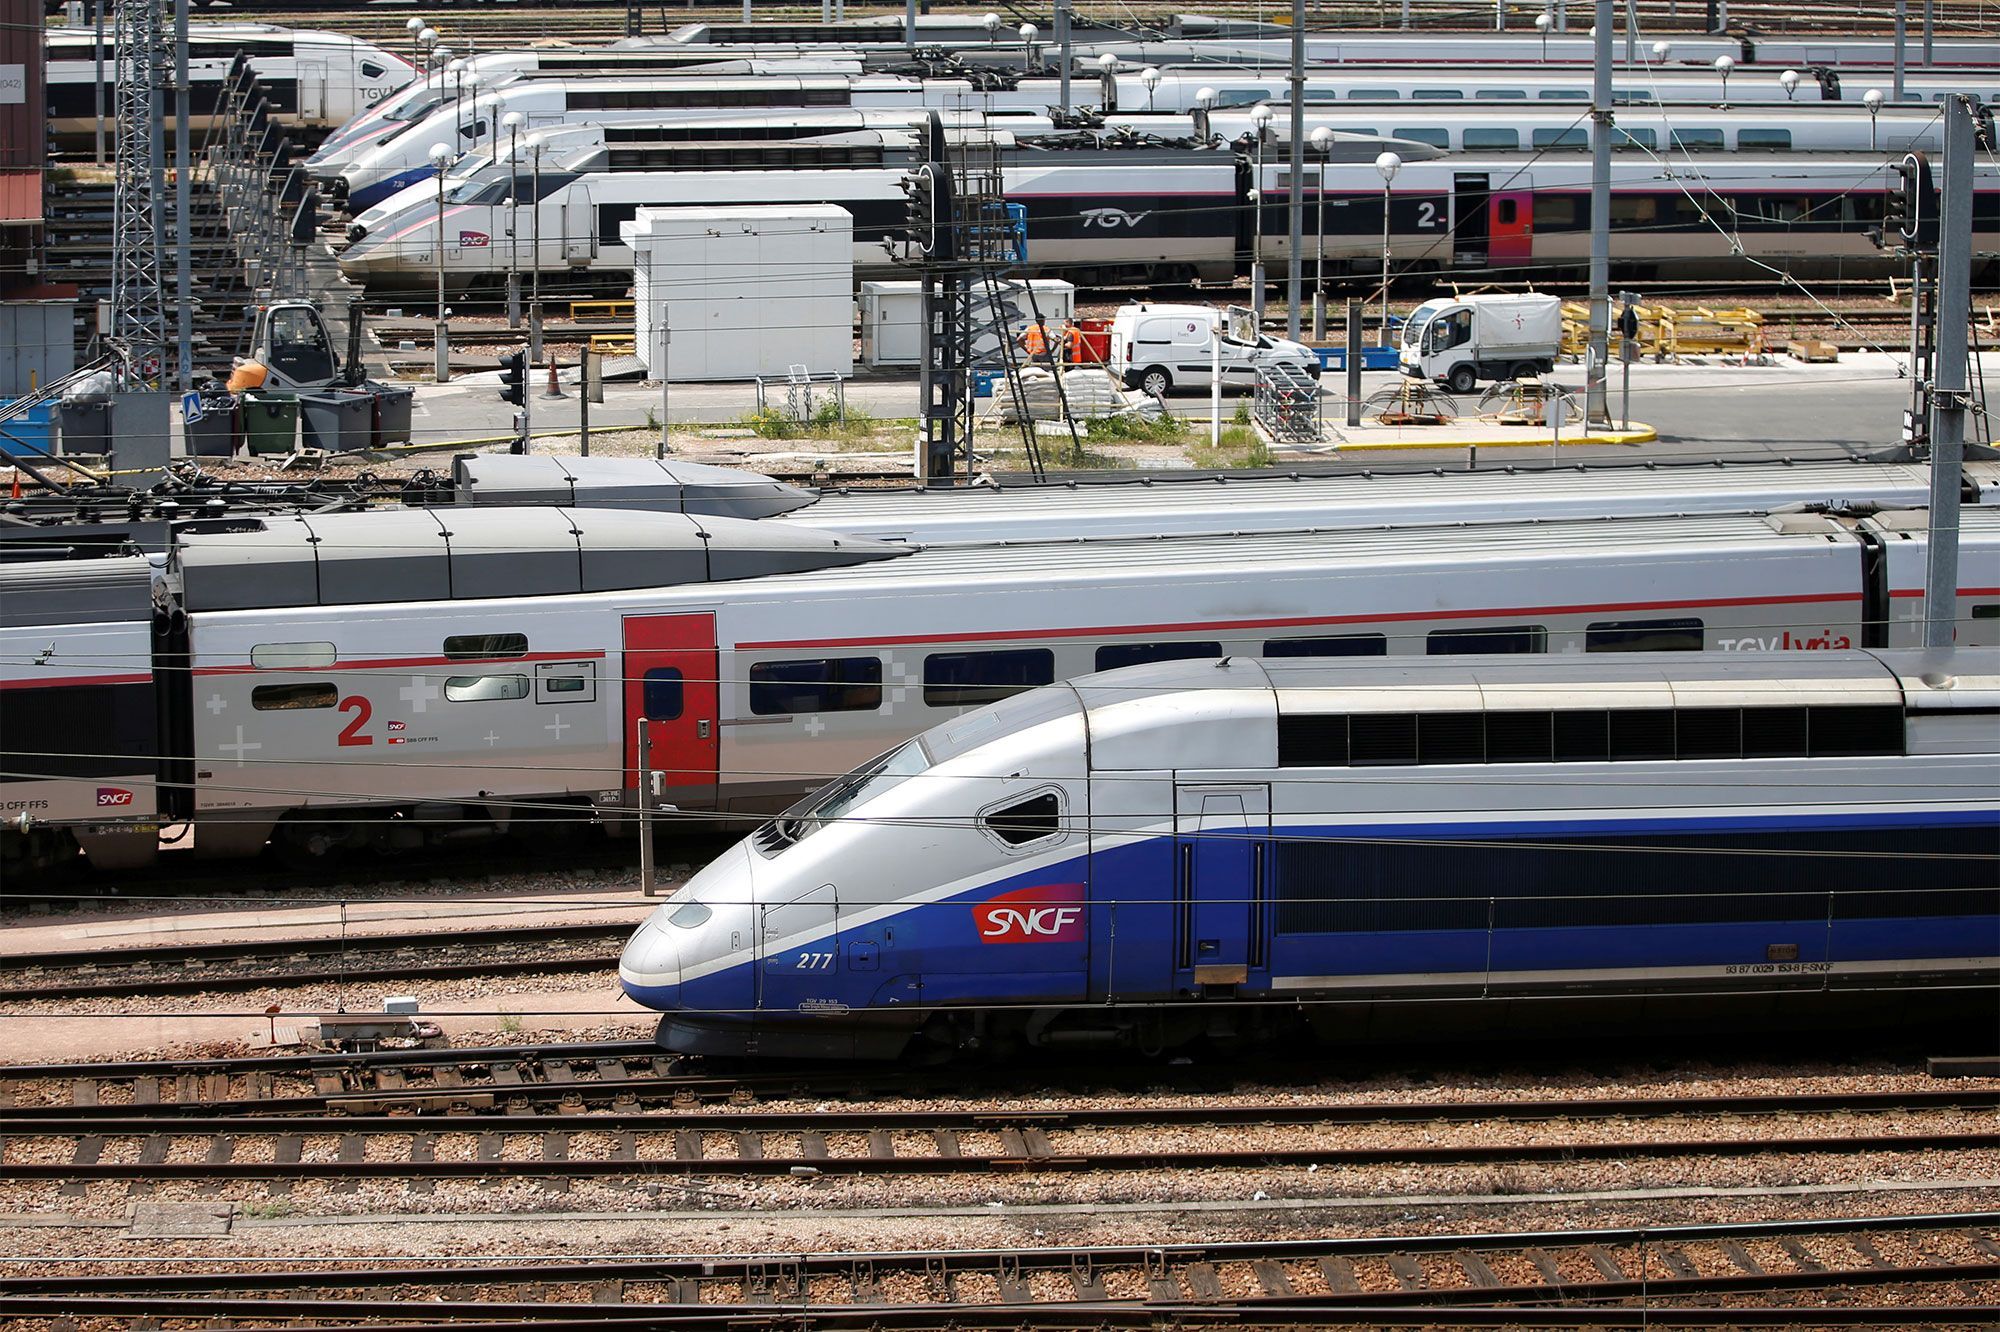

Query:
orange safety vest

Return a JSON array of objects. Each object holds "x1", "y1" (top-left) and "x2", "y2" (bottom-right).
[{"x1": 1022, "y1": 323, "x2": 1048, "y2": 356}]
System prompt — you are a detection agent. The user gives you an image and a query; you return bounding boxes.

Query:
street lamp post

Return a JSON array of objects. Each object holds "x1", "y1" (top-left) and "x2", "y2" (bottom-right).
[
  {"x1": 1140, "y1": 65, "x2": 1160, "y2": 111},
  {"x1": 1096, "y1": 52, "x2": 1117, "y2": 108},
  {"x1": 1310, "y1": 125, "x2": 1332, "y2": 341},
  {"x1": 982, "y1": 11, "x2": 999, "y2": 43},
  {"x1": 1535, "y1": 12, "x2": 1550, "y2": 59},
  {"x1": 429, "y1": 141, "x2": 452, "y2": 383},
  {"x1": 446, "y1": 58, "x2": 464, "y2": 138},
  {"x1": 1778, "y1": 68, "x2": 1800, "y2": 100},
  {"x1": 1864, "y1": 87, "x2": 1885, "y2": 150},
  {"x1": 1250, "y1": 102, "x2": 1273, "y2": 321},
  {"x1": 529, "y1": 141, "x2": 544, "y2": 364},
  {"x1": 1018, "y1": 23, "x2": 1038, "y2": 72},
  {"x1": 503, "y1": 110, "x2": 523, "y2": 329},
  {"x1": 1375, "y1": 150, "x2": 1401, "y2": 349},
  {"x1": 405, "y1": 16, "x2": 424, "y2": 71},
  {"x1": 1714, "y1": 54, "x2": 1734, "y2": 106},
  {"x1": 1651, "y1": 40, "x2": 1671, "y2": 64}
]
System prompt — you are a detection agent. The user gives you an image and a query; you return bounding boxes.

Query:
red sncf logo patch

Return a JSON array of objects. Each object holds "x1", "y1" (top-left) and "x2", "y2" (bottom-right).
[
  {"x1": 974, "y1": 883, "x2": 1085, "y2": 944},
  {"x1": 96, "y1": 787, "x2": 135, "y2": 807}
]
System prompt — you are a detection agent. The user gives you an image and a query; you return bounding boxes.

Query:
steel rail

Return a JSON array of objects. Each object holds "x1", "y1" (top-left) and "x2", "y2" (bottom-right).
[{"x1": 6, "y1": 1121, "x2": 1993, "y2": 1181}]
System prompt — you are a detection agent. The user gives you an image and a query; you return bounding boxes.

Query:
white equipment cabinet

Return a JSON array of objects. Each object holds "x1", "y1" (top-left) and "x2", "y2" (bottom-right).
[
  {"x1": 860, "y1": 279, "x2": 1075, "y2": 367},
  {"x1": 623, "y1": 205, "x2": 854, "y2": 382}
]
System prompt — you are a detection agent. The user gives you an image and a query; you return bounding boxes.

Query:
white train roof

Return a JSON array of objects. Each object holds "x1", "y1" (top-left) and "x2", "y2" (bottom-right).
[
  {"x1": 170, "y1": 506, "x2": 904, "y2": 612},
  {"x1": 451, "y1": 455, "x2": 815, "y2": 519}
]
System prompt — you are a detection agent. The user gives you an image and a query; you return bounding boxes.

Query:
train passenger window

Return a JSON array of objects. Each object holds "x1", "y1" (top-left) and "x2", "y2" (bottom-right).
[
  {"x1": 1609, "y1": 709, "x2": 1676, "y2": 761},
  {"x1": 749, "y1": 657, "x2": 883, "y2": 715},
  {"x1": 252, "y1": 683, "x2": 337, "y2": 710},
  {"x1": 1094, "y1": 642, "x2": 1223, "y2": 671},
  {"x1": 1411, "y1": 89, "x2": 1464, "y2": 99},
  {"x1": 444, "y1": 633, "x2": 528, "y2": 661},
  {"x1": 1677, "y1": 708, "x2": 1742, "y2": 761},
  {"x1": 1808, "y1": 705, "x2": 1904, "y2": 757},
  {"x1": 1278, "y1": 715, "x2": 1348, "y2": 766},
  {"x1": 1418, "y1": 712, "x2": 1485, "y2": 765},
  {"x1": 1392, "y1": 128, "x2": 1451, "y2": 148},
  {"x1": 1531, "y1": 127, "x2": 1588, "y2": 150},
  {"x1": 1486, "y1": 711, "x2": 1554, "y2": 764},
  {"x1": 1613, "y1": 127, "x2": 1657, "y2": 150},
  {"x1": 1426, "y1": 625, "x2": 1547, "y2": 655},
  {"x1": 251, "y1": 642, "x2": 337, "y2": 670},
  {"x1": 535, "y1": 662, "x2": 595, "y2": 705},
  {"x1": 1262, "y1": 634, "x2": 1387, "y2": 658},
  {"x1": 1586, "y1": 618, "x2": 1704, "y2": 652},
  {"x1": 923, "y1": 648, "x2": 1055, "y2": 707},
  {"x1": 1738, "y1": 128, "x2": 1793, "y2": 152},
  {"x1": 446, "y1": 675, "x2": 530, "y2": 702},
  {"x1": 1971, "y1": 605, "x2": 2000, "y2": 647},
  {"x1": 1474, "y1": 89, "x2": 1528, "y2": 99},
  {"x1": 1349, "y1": 713, "x2": 1418, "y2": 766},
  {"x1": 983, "y1": 792, "x2": 1063, "y2": 847},
  {"x1": 1553, "y1": 709, "x2": 1610, "y2": 762},
  {"x1": 1741, "y1": 706, "x2": 1809, "y2": 758},
  {"x1": 1611, "y1": 196, "x2": 1660, "y2": 226},
  {"x1": 1347, "y1": 89, "x2": 1400, "y2": 100},
  {"x1": 1464, "y1": 128, "x2": 1520, "y2": 150},
  {"x1": 1670, "y1": 128, "x2": 1725, "y2": 151},
  {"x1": 1539, "y1": 89, "x2": 1590, "y2": 100},
  {"x1": 641, "y1": 668, "x2": 683, "y2": 720},
  {"x1": 1534, "y1": 196, "x2": 1581, "y2": 230}
]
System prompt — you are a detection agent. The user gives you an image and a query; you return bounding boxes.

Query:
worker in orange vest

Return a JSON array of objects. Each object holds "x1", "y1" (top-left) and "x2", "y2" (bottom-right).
[{"x1": 1021, "y1": 321, "x2": 1050, "y2": 357}]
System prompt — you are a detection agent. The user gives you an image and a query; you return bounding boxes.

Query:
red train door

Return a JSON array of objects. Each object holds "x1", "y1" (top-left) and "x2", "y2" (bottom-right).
[
  {"x1": 622, "y1": 613, "x2": 719, "y2": 808},
  {"x1": 1489, "y1": 184, "x2": 1535, "y2": 264}
]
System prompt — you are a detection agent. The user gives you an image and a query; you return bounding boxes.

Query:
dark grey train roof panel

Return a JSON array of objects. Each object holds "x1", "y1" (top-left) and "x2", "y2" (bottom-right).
[
  {"x1": 0, "y1": 555, "x2": 155, "y2": 628},
  {"x1": 172, "y1": 507, "x2": 905, "y2": 611},
  {"x1": 451, "y1": 454, "x2": 817, "y2": 520}
]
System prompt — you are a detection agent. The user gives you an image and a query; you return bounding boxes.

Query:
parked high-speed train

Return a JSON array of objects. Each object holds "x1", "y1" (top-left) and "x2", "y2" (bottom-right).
[
  {"x1": 619, "y1": 648, "x2": 2000, "y2": 1058},
  {"x1": 6, "y1": 486, "x2": 1997, "y2": 875},
  {"x1": 337, "y1": 145, "x2": 2000, "y2": 291},
  {"x1": 45, "y1": 24, "x2": 413, "y2": 141}
]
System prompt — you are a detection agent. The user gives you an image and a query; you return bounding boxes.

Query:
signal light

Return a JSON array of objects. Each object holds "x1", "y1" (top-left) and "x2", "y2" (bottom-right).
[
  {"x1": 900, "y1": 165, "x2": 938, "y2": 258},
  {"x1": 1878, "y1": 152, "x2": 1938, "y2": 252},
  {"x1": 498, "y1": 349, "x2": 527, "y2": 406}
]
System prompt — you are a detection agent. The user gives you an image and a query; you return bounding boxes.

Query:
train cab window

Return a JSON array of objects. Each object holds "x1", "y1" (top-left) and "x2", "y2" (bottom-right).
[
  {"x1": 251, "y1": 642, "x2": 337, "y2": 669},
  {"x1": 641, "y1": 668, "x2": 683, "y2": 720},
  {"x1": 1531, "y1": 127, "x2": 1588, "y2": 150},
  {"x1": 1213, "y1": 88, "x2": 1275, "y2": 108},
  {"x1": 445, "y1": 674, "x2": 530, "y2": 702},
  {"x1": 1465, "y1": 128, "x2": 1520, "y2": 150},
  {"x1": 667, "y1": 901, "x2": 712, "y2": 929},
  {"x1": 923, "y1": 648, "x2": 1055, "y2": 707},
  {"x1": 1670, "y1": 128, "x2": 1725, "y2": 151},
  {"x1": 749, "y1": 656, "x2": 883, "y2": 715},
  {"x1": 359, "y1": 62, "x2": 385, "y2": 78},
  {"x1": 1262, "y1": 633, "x2": 1387, "y2": 658},
  {"x1": 1586, "y1": 618, "x2": 1704, "y2": 652},
  {"x1": 458, "y1": 120, "x2": 489, "y2": 141},
  {"x1": 1426, "y1": 625, "x2": 1547, "y2": 655},
  {"x1": 444, "y1": 633, "x2": 528, "y2": 661},
  {"x1": 1738, "y1": 128, "x2": 1793, "y2": 152},
  {"x1": 983, "y1": 791, "x2": 1063, "y2": 847},
  {"x1": 1095, "y1": 641, "x2": 1223, "y2": 671},
  {"x1": 1392, "y1": 127, "x2": 1451, "y2": 148},
  {"x1": 252, "y1": 683, "x2": 337, "y2": 710}
]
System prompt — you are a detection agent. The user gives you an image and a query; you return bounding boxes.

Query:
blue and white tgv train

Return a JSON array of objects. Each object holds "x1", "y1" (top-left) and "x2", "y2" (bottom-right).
[{"x1": 620, "y1": 650, "x2": 2000, "y2": 1059}]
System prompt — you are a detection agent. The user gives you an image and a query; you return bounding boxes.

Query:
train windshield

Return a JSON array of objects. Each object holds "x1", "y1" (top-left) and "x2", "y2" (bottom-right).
[{"x1": 769, "y1": 738, "x2": 932, "y2": 848}]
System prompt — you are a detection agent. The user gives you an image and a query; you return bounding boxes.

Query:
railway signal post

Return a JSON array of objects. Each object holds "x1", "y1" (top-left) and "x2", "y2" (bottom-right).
[{"x1": 1923, "y1": 96, "x2": 1976, "y2": 648}]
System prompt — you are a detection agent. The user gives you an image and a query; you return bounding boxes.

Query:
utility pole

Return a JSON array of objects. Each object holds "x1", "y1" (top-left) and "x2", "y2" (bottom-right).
[
  {"x1": 111, "y1": 0, "x2": 169, "y2": 388},
  {"x1": 1922, "y1": 0, "x2": 1933, "y2": 65},
  {"x1": 172, "y1": 0, "x2": 192, "y2": 392},
  {"x1": 1923, "y1": 97, "x2": 1974, "y2": 649},
  {"x1": 1584, "y1": 0, "x2": 1612, "y2": 424},
  {"x1": 1055, "y1": 0, "x2": 1070, "y2": 108},
  {"x1": 92, "y1": 0, "x2": 105, "y2": 164},
  {"x1": 1285, "y1": 0, "x2": 1304, "y2": 341},
  {"x1": 1893, "y1": 0, "x2": 1906, "y2": 103}
]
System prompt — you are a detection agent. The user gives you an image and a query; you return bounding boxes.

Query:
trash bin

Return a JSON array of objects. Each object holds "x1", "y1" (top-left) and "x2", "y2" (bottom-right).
[
  {"x1": 57, "y1": 400, "x2": 111, "y2": 457},
  {"x1": 299, "y1": 389, "x2": 373, "y2": 453},
  {"x1": 0, "y1": 399, "x2": 57, "y2": 461},
  {"x1": 184, "y1": 397, "x2": 238, "y2": 457},
  {"x1": 370, "y1": 383, "x2": 414, "y2": 448},
  {"x1": 240, "y1": 391, "x2": 299, "y2": 456}
]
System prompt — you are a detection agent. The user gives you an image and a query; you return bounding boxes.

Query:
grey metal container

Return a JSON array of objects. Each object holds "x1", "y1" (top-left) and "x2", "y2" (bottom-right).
[
  {"x1": 299, "y1": 389, "x2": 373, "y2": 453},
  {"x1": 369, "y1": 383, "x2": 414, "y2": 448}
]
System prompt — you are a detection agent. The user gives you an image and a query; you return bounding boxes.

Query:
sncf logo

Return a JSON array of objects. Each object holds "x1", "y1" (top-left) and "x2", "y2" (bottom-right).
[
  {"x1": 974, "y1": 883, "x2": 1085, "y2": 944},
  {"x1": 96, "y1": 787, "x2": 135, "y2": 807}
]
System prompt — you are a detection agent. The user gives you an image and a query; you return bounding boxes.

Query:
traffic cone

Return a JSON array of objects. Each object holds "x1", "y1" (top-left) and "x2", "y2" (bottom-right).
[{"x1": 542, "y1": 358, "x2": 566, "y2": 399}]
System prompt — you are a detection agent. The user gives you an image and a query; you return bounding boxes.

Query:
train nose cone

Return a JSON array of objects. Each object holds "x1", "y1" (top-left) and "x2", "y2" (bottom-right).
[{"x1": 618, "y1": 917, "x2": 682, "y2": 1011}]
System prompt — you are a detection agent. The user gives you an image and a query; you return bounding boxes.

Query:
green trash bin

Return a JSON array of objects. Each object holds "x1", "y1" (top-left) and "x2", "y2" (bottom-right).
[{"x1": 241, "y1": 391, "x2": 299, "y2": 456}]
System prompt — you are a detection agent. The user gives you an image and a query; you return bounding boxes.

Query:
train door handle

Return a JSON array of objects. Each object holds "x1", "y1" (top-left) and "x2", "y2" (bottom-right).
[{"x1": 697, "y1": 720, "x2": 711, "y2": 739}]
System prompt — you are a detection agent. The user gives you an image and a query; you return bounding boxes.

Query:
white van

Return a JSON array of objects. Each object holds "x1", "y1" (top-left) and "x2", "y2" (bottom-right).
[{"x1": 1108, "y1": 303, "x2": 1319, "y2": 398}]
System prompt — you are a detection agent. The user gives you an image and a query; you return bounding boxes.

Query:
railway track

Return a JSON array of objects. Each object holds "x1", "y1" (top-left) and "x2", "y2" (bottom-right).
[
  {"x1": 5, "y1": 1089, "x2": 1994, "y2": 1183},
  {"x1": 0, "y1": 920, "x2": 637, "y2": 1002},
  {"x1": 3, "y1": 1213, "x2": 1995, "y2": 1327}
]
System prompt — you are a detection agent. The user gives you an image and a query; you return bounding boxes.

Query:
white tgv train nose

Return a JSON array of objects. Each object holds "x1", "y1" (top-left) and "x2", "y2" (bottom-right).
[{"x1": 618, "y1": 916, "x2": 682, "y2": 1008}]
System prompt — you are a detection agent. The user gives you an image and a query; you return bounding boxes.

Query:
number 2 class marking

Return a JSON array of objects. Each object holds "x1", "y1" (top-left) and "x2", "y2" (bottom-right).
[{"x1": 337, "y1": 695, "x2": 374, "y2": 746}]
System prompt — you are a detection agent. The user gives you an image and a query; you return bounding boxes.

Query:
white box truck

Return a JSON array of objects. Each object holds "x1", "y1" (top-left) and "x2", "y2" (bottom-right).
[
  {"x1": 1399, "y1": 293, "x2": 1563, "y2": 395},
  {"x1": 1108, "y1": 303, "x2": 1318, "y2": 398}
]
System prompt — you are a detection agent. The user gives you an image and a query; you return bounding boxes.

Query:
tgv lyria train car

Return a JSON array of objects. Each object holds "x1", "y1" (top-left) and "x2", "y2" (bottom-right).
[
  {"x1": 619, "y1": 649, "x2": 2000, "y2": 1058},
  {"x1": 7, "y1": 496, "x2": 1997, "y2": 875}
]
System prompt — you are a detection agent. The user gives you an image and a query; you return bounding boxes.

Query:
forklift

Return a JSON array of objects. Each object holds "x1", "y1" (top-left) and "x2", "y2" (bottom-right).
[{"x1": 228, "y1": 299, "x2": 368, "y2": 394}]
